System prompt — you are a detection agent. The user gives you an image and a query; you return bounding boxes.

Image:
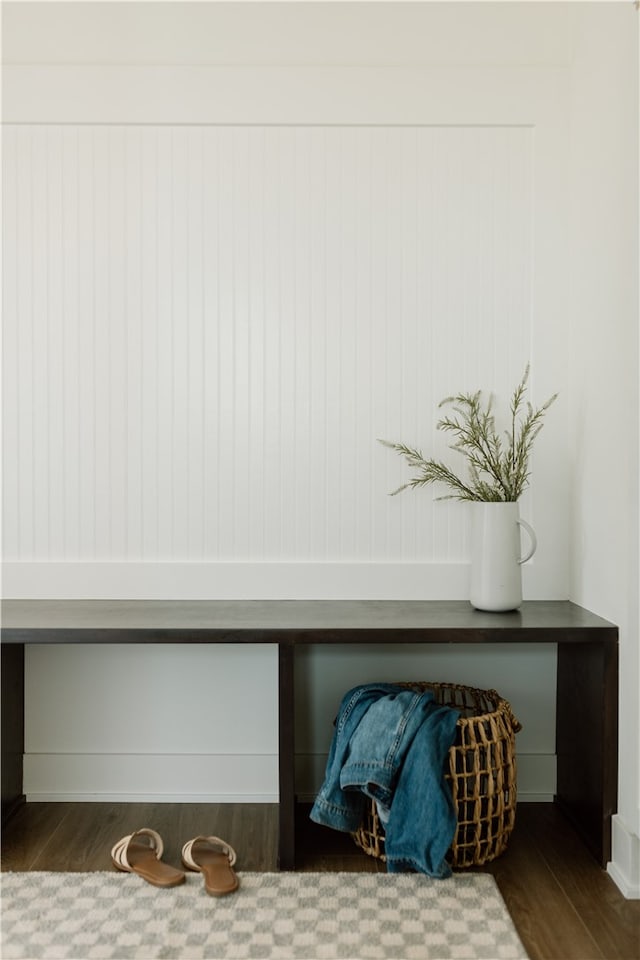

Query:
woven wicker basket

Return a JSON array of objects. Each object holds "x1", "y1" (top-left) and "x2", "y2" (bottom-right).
[{"x1": 352, "y1": 682, "x2": 522, "y2": 869}]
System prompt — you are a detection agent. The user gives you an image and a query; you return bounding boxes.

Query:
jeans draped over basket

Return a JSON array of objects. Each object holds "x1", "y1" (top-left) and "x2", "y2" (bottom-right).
[{"x1": 309, "y1": 682, "x2": 460, "y2": 878}]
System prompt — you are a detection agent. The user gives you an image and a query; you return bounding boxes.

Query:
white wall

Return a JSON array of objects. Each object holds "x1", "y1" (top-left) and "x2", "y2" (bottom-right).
[
  {"x1": 567, "y1": 4, "x2": 640, "y2": 898},
  {"x1": 2, "y1": 1, "x2": 638, "y2": 892},
  {"x1": 1, "y1": 122, "x2": 539, "y2": 570}
]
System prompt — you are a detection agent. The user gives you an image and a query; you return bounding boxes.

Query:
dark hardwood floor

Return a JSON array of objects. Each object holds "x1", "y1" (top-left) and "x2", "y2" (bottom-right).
[{"x1": 2, "y1": 801, "x2": 638, "y2": 960}]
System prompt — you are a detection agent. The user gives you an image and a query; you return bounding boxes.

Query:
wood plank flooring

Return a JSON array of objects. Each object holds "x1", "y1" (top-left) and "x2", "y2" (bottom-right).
[{"x1": 2, "y1": 801, "x2": 638, "y2": 960}]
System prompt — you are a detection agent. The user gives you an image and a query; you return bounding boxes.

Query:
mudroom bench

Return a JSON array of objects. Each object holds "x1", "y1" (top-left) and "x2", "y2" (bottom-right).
[{"x1": 0, "y1": 599, "x2": 618, "y2": 869}]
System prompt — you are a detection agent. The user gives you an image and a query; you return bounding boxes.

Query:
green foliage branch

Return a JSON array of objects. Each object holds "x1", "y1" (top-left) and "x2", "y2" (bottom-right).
[{"x1": 379, "y1": 365, "x2": 558, "y2": 502}]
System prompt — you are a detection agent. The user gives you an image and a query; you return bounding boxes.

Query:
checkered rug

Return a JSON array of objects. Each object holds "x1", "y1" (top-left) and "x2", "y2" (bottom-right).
[{"x1": 1, "y1": 871, "x2": 529, "y2": 960}]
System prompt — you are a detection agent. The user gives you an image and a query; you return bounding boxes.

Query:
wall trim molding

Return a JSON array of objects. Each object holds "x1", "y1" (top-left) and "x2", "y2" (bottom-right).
[
  {"x1": 23, "y1": 753, "x2": 279, "y2": 804},
  {"x1": 5, "y1": 561, "x2": 469, "y2": 600},
  {"x1": 3, "y1": 64, "x2": 565, "y2": 126},
  {"x1": 295, "y1": 751, "x2": 556, "y2": 804},
  {"x1": 23, "y1": 750, "x2": 556, "y2": 805},
  {"x1": 2, "y1": 561, "x2": 564, "y2": 602},
  {"x1": 608, "y1": 814, "x2": 640, "y2": 899}
]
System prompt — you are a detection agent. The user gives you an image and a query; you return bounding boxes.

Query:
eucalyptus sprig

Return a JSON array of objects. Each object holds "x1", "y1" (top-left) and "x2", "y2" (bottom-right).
[{"x1": 379, "y1": 365, "x2": 557, "y2": 502}]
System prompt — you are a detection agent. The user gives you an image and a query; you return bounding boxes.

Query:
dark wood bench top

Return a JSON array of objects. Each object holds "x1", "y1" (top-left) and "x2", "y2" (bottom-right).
[{"x1": 1, "y1": 599, "x2": 618, "y2": 644}]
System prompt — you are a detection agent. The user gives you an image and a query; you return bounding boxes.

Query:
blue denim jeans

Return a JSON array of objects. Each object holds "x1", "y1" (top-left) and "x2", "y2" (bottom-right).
[{"x1": 309, "y1": 682, "x2": 460, "y2": 878}]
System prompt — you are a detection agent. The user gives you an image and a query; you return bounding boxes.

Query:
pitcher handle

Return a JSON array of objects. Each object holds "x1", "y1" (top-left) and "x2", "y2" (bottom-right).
[{"x1": 517, "y1": 519, "x2": 537, "y2": 564}]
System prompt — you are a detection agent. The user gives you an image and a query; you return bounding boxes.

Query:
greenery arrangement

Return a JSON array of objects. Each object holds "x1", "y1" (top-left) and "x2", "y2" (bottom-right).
[{"x1": 379, "y1": 365, "x2": 557, "y2": 502}]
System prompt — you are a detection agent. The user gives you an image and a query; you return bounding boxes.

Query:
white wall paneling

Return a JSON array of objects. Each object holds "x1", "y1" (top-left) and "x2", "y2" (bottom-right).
[
  {"x1": 3, "y1": 122, "x2": 559, "y2": 588},
  {"x1": 1, "y1": 4, "x2": 576, "y2": 813},
  {"x1": 3, "y1": 103, "x2": 569, "y2": 800}
]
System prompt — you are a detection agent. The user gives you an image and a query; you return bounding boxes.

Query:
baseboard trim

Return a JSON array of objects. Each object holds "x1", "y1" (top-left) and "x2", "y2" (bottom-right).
[
  {"x1": 295, "y1": 751, "x2": 556, "y2": 801},
  {"x1": 25, "y1": 793, "x2": 278, "y2": 804},
  {"x1": 608, "y1": 814, "x2": 640, "y2": 899},
  {"x1": 295, "y1": 791, "x2": 555, "y2": 805},
  {"x1": 23, "y1": 750, "x2": 556, "y2": 803},
  {"x1": 23, "y1": 753, "x2": 279, "y2": 801}
]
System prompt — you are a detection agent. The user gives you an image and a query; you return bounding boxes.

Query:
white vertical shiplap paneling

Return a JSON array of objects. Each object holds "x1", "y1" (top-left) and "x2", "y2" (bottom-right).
[
  {"x1": 93, "y1": 126, "x2": 114, "y2": 560},
  {"x1": 3, "y1": 124, "x2": 534, "y2": 565},
  {"x1": 77, "y1": 128, "x2": 97, "y2": 560},
  {"x1": 2, "y1": 126, "x2": 19, "y2": 557},
  {"x1": 60, "y1": 128, "x2": 80, "y2": 562}
]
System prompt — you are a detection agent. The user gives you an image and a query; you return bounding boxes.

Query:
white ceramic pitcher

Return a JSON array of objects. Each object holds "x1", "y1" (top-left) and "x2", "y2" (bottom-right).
[{"x1": 469, "y1": 502, "x2": 537, "y2": 612}]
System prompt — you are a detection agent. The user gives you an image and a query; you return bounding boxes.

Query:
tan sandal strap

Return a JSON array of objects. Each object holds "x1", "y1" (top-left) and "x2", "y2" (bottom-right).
[
  {"x1": 111, "y1": 828, "x2": 163, "y2": 872},
  {"x1": 181, "y1": 835, "x2": 237, "y2": 870}
]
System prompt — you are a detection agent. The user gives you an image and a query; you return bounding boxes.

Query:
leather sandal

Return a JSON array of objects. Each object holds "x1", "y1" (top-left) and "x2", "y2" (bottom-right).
[
  {"x1": 111, "y1": 828, "x2": 186, "y2": 888},
  {"x1": 181, "y1": 835, "x2": 239, "y2": 896}
]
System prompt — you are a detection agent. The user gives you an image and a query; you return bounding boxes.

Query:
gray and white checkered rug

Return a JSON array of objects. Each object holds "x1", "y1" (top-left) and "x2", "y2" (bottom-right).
[{"x1": 1, "y1": 871, "x2": 529, "y2": 960}]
